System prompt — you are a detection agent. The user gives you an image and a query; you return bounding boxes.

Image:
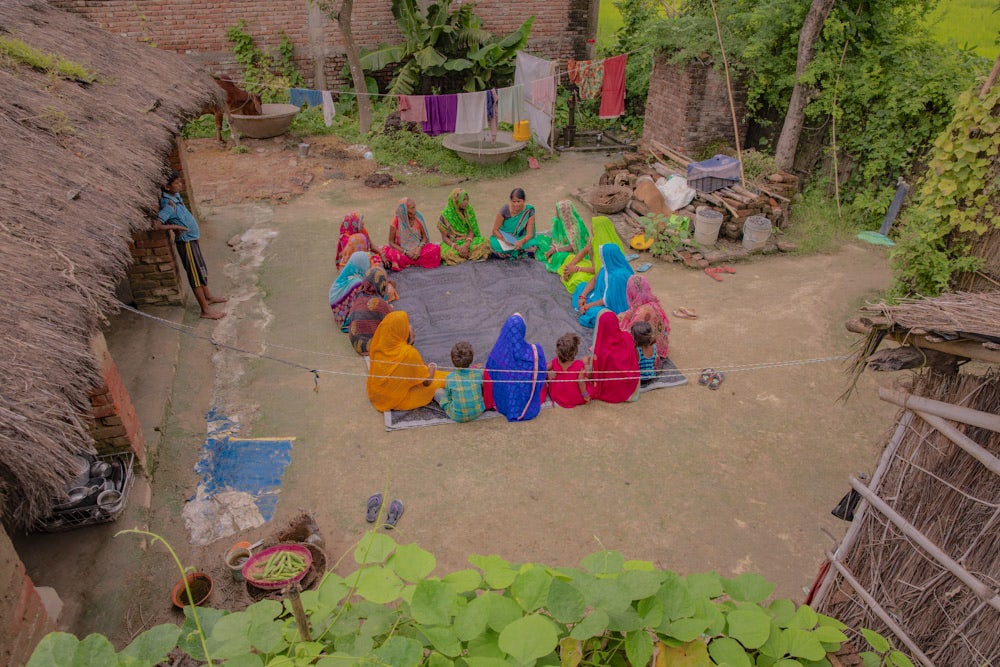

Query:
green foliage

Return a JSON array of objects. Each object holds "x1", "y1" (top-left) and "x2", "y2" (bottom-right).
[
  {"x1": 645, "y1": 0, "x2": 988, "y2": 227},
  {"x1": 741, "y1": 149, "x2": 778, "y2": 184},
  {"x1": 0, "y1": 36, "x2": 97, "y2": 82},
  {"x1": 859, "y1": 628, "x2": 916, "y2": 667},
  {"x1": 226, "y1": 20, "x2": 304, "y2": 103},
  {"x1": 927, "y1": 0, "x2": 1000, "y2": 58},
  {"x1": 888, "y1": 82, "x2": 998, "y2": 298},
  {"x1": 359, "y1": 0, "x2": 534, "y2": 95},
  {"x1": 785, "y1": 180, "x2": 862, "y2": 254},
  {"x1": 29, "y1": 534, "x2": 858, "y2": 666},
  {"x1": 181, "y1": 113, "x2": 227, "y2": 140},
  {"x1": 640, "y1": 213, "x2": 691, "y2": 257}
]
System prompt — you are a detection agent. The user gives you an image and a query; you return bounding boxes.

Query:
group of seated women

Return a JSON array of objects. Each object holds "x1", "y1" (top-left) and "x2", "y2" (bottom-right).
[{"x1": 327, "y1": 189, "x2": 674, "y2": 420}]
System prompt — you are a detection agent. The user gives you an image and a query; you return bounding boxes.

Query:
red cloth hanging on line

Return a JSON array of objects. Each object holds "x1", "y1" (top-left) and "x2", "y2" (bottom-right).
[{"x1": 598, "y1": 54, "x2": 627, "y2": 119}]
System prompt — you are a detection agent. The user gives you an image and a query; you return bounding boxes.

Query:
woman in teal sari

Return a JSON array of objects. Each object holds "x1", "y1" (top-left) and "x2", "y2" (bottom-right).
[
  {"x1": 533, "y1": 200, "x2": 592, "y2": 293},
  {"x1": 489, "y1": 188, "x2": 537, "y2": 258}
]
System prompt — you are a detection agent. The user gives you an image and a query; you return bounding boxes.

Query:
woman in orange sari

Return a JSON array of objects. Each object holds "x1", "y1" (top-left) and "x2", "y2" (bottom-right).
[{"x1": 366, "y1": 311, "x2": 447, "y2": 412}]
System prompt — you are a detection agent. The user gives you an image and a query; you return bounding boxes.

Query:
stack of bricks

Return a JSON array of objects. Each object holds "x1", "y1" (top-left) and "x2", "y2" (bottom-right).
[
  {"x1": 641, "y1": 55, "x2": 748, "y2": 158},
  {"x1": 87, "y1": 334, "x2": 146, "y2": 467},
  {"x1": 127, "y1": 229, "x2": 183, "y2": 307},
  {"x1": 0, "y1": 529, "x2": 54, "y2": 666}
]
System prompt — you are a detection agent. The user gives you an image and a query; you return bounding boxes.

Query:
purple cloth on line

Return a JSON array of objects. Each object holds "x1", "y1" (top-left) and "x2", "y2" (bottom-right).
[{"x1": 422, "y1": 94, "x2": 458, "y2": 136}]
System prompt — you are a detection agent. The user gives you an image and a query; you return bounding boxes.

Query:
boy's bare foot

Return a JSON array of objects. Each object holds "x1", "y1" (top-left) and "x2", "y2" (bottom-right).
[
  {"x1": 200, "y1": 310, "x2": 226, "y2": 320},
  {"x1": 208, "y1": 296, "x2": 229, "y2": 304}
]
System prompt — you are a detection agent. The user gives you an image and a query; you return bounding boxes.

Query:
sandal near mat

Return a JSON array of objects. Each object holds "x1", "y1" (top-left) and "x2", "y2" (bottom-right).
[
  {"x1": 707, "y1": 371, "x2": 725, "y2": 390},
  {"x1": 672, "y1": 308, "x2": 697, "y2": 320},
  {"x1": 636, "y1": 262, "x2": 653, "y2": 273},
  {"x1": 385, "y1": 499, "x2": 404, "y2": 529},
  {"x1": 699, "y1": 368, "x2": 715, "y2": 386},
  {"x1": 366, "y1": 493, "x2": 383, "y2": 523},
  {"x1": 679, "y1": 307, "x2": 697, "y2": 319}
]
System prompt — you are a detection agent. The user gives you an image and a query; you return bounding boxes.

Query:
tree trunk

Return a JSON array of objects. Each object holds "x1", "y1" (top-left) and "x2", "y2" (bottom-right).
[
  {"x1": 774, "y1": 0, "x2": 836, "y2": 172},
  {"x1": 335, "y1": 0, "x2": 373, "y2": 134}
]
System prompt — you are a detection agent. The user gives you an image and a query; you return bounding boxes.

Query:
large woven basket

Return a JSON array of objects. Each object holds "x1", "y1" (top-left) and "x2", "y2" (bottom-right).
[{"x1": 589, "y1": 184, "x2": 632, "y2": 214}]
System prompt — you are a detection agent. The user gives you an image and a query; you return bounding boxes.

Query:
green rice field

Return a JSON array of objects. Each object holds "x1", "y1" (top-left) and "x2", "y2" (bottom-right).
[{"x1": 594, "y1": 1, "x2": 999, "y2": 58}]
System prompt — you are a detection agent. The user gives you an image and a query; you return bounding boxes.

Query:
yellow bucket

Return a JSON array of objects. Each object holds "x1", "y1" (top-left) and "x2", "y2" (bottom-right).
[{"x1": 512, "y1": 120, "x2": 531, "y2": 142}]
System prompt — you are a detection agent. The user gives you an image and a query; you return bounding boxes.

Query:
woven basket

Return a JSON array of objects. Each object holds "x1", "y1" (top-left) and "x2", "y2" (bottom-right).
[{"x1": 589, "y1": 184, "x2": 632, "y2": 214}]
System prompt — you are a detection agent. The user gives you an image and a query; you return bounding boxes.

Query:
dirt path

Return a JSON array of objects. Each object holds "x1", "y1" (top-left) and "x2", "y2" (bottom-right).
[{"x1": 22, "y1": 136, "x2": 905, "y2": 644}]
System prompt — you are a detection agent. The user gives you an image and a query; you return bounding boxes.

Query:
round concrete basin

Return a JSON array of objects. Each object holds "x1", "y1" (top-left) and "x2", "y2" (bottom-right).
[
  {"x1": 229, "y1": 103, "x2": 299, "y2": 139},
  {"x1": 442, "y1": 131, "x2": 527, "y2": 165}
]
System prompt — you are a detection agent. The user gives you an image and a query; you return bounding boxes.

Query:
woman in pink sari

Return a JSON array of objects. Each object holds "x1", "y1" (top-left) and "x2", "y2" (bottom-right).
[
  {"x1": 381, "y1": 197, "x2": 441, "y2": 271},
  {"x1": 617, "y1": 275, "x2": 670, "y2": 360},
  {"x1": 588, "y1": 309, "x2": 640, "y2": 403}
]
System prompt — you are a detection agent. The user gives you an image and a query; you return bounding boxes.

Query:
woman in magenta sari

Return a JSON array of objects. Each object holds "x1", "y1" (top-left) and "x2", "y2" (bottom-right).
[
  {"x1": 618, "y1": 275, "x2": 670, "y2": 360},
  {"x1": 381, "y1": 197, "x2": 441, "y2": 271}
]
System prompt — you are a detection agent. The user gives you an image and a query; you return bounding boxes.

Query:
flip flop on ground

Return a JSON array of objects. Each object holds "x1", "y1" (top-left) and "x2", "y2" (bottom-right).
[
  {"x1": 385, "y1": 499, "x2": 404, "y2": 529},
  {"x1": 366, "y1": 493, "x2": 383, "y2": 523},
  {"x1": 672, "y1": 308, "x2": 697, "y2": 320}
]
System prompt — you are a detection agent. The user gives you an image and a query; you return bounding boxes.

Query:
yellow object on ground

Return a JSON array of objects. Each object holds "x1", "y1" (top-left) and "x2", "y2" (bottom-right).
[{"x1": 630, "y1": 234, "x2": 654, "y2": 251}]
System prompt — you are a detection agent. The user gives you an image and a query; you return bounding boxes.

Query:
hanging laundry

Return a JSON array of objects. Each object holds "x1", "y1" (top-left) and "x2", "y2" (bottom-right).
[
  {"x1": 530, "y1": 76, "x2": 556, "y2": 107},
  {"x1": 514, "y1": 51, "x2": 556, "y2": 149},
  {"x1": 599, "y1": 54, "x2": 627, "y2": 120},
  {"x1": 321, "y1": 91, "x2": 336, "y2": 127},
  {"x1": 289, "y1": 87, "x2": 324, "y2": 108},
  {"x1": 487, "y1": 89, "x2": 499, "y2": 142},
  {"x1": 454, "y1": 90, "x2": 487, "y2": 134},
  {"x1": 398, "y1": 95, "x2": 427, "y2": 123},
  {"x1": 568, "y1": 59, "x2": 604, "y2": 100},
  {"x1": 496, "y1": 85, "x2": 523, "y2": 125},
  {"x1": 422, "y1": 94, "x2": 458, "y2": 136}
]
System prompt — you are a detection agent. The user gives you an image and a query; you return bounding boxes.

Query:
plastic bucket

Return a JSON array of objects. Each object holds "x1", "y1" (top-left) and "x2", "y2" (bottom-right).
[
  {"x1": 742, "y1": 215, "x2": 772, "y2": 251},
  {"x1": 694, "y1": 207, "x2": 724, "y2": 246},
  {"x1": 225, "y1": 546, "x2": 252, "y2": 581},
  {"x1": 512, "y1": 120, "x2": 531, "y2": 142}
]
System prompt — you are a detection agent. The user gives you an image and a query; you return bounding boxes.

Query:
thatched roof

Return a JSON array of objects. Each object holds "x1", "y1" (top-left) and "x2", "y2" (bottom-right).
[
  {"x1": 0, "y1": 0, "x2": 221, "y2": 527},
  {"x1": 815, "y1": 370, "x2": 999, "y2": 666},
  {"x1": 863, "y1": 291, "x2": 1000, "y2": 345}
]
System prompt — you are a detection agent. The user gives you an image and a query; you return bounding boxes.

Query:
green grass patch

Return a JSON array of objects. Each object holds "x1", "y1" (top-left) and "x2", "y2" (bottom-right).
[
  {"x1": 784, "y1": 182, "x2": 864, "y2": 254},
  {"x1": 596, "y1": 2, "x2": 624, "y2": 51},
  {"x1": 0, "y1": 36, "x2": 97, "y2": 82},
  {"x1": 926, "y1": 0, "x2": 1000, "y2": 59}
]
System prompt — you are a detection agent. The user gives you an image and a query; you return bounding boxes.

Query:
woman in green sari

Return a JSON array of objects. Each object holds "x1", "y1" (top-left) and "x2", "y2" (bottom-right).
[
  {"x1": 534, "y1": 200, "x2": 592, "y2": 293},
  {"x1": 437, "y1": 188, "x2": 491, "y2": 265},
  {"x1": 558, "y1": 215, "x2": 625, "y2": 294},
  {"x1": 489, "y1": 188, "x2": 537, "y2": 258}
]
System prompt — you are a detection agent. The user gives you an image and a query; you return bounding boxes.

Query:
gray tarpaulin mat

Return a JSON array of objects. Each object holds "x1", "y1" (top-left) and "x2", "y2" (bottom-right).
[{"x1": 391, "y1": 258, "x2": 590, "y2": 366}]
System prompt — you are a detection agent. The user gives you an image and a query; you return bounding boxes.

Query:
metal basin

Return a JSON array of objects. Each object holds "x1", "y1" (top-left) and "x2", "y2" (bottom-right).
[
  {"x1": 229, "y1": 103, "x2": 299, "y2": 139},
  {"x1": 442, "y1": 131, "x2": 527, "y2": 165}
]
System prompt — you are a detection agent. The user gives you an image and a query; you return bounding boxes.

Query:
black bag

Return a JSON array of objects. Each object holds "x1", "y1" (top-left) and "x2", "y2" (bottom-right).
[{"x1": 831, "y1": 489, "x2": 862, "y2": 521}]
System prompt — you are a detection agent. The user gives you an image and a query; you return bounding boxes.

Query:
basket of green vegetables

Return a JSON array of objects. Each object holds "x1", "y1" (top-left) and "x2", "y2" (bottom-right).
[{"x1": 241, "y1": 543, "x2": 313, "y2": 589}]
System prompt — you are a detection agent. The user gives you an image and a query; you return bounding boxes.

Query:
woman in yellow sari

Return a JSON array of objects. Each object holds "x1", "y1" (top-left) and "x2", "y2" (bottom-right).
[
  {"x1": 366, "y1": 311, "x2": 447, "y2": 412},
  {"x1": 559, "y1": 215, "x2": 625, "y2": 294}
]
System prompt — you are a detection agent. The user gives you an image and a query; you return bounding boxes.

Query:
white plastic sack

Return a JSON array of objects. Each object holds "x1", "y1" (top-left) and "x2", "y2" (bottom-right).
[{"x1": 656, "y1": 176, "x2": 696, "y2": 211}]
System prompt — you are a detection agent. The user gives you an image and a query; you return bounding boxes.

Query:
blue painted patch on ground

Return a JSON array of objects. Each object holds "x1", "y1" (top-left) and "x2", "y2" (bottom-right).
[{"x1": 193, "y1": 407, "x2": 293, "y2": 521}]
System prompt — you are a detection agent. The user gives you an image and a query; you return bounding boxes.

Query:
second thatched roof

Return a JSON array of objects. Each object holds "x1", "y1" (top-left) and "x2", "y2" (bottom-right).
[{"x1": 0, "y1": 0, "x2": 221, "y2": 527}]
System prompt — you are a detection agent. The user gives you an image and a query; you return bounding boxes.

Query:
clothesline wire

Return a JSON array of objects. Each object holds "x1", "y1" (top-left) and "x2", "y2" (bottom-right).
[
  {"x1": 220, "y1": 46, "x2": 652, "y2": 101},
  {"x1": 117, "y1": 303, "x2": 851, "y2": 384}
]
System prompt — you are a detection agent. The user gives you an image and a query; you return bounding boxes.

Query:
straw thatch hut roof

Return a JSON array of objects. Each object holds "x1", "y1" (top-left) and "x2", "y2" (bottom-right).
[
  {"x1": 814, "y1": 370, "x2": 999, "y2": 666},
  {"x1": 0, "y1": 0, "x2": 221, "y2": 527}
]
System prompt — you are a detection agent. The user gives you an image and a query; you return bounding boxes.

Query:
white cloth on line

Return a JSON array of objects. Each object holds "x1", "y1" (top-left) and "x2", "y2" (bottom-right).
[
  {"x1": 454, "y1": 90, "x2": 487, "y2": 134},
  {"x1": 514, "y1": 51, "x2": 555, "y2": 149},
  {"x1": 322, "y1": 91, "x2": 336, "y2": 127}
]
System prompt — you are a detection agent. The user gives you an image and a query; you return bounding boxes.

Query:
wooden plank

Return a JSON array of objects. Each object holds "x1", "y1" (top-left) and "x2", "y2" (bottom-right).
[
  {"x1": 878, "y1": 387, "x2": 1000, "y2": 433},
  {"x1": 651, "y1": 140, "x2": 692, "y2": 166}
]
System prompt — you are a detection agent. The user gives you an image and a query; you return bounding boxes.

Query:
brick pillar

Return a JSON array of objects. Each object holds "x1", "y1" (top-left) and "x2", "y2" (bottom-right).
[
  {"x1": 87, "y1": 333, "x2": 146, "y2": 467},
  {"x1": 0, "y1": 528, "x2": 55, "y2": 666},
  {"x1": 127, "y1": 229, "x2": 183, "y2": 307}
]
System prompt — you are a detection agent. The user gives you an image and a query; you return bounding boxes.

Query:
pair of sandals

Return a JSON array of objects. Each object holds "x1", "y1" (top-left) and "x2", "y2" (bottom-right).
[
  {"x1": 366, "y1": 493, "x2": 404, "y2": 528},
  {"x1": 671, "y1": 306, "x2": 697, "y2": 320},
  {"x1": 698, "y1": 368, "x2": 725, "y2": 390},
  {"x1": 705, "y1": 266, "x2": 736, "y2": 282},
  {"x1": 625, "y1": 253, "x2": 653, "y2": 273}
]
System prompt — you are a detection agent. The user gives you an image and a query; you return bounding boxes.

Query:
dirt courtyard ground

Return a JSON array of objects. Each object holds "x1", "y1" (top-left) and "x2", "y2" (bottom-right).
[{"x1": 17, "y1": 135, "x2": 905, "y2": 645}]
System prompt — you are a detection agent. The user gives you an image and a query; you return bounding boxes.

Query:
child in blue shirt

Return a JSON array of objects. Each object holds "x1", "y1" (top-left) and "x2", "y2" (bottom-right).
[{"x1": 631, "y1": 321, "x2": 660, "y2": 385}]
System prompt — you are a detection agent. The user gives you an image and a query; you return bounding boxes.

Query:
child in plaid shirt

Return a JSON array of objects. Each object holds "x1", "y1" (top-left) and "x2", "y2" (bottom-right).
[{"x1": 434, "y1": 341, "x2": 485, "y2": 423}]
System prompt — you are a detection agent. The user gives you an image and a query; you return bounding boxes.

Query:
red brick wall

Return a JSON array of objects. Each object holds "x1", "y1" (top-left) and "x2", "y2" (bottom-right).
[
  {"x1": 0, "y1": 529, "x2": 54, "y2": 667},
  {"x1": 641, "y1": 55, "x2": 748, "y2": 157},
  {"x1": 127, "y1": 229, "x2": 183, "y2": 307},
  {"x1": 51, "y1": 1, "x2": 594, "y2": 89},
  {"x1": 87, "y1": 334, "x2": 146, "y2": 467}
]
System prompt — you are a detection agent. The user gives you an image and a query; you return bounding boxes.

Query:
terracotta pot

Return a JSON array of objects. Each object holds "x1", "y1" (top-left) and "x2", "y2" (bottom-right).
[{"x1": 171, "y1": 572, "x2": 213, "y2": 608}]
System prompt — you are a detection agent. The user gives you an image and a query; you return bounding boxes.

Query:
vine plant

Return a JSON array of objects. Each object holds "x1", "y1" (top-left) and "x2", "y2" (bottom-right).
[
  {"x1": 889, "y1": 81, "x2": 1000, "y2": 298},
  {"x1": 27, "y1": 531, "x2": 869, "y2": 667},
  {"x1": 226, "y1": 20, "x2": 304, "y2": 103}
]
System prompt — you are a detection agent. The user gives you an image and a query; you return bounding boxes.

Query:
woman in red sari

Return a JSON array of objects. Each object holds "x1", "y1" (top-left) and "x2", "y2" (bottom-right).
[
  {"x1": 588, "y1": 309, "x2": 640, "y2": 403},
  {"x1": 336, "y1": 212, "x2": 381, "y2": 270},
  {"x1": 381, "y1": 197, "x2": 441, "y2": 271}
]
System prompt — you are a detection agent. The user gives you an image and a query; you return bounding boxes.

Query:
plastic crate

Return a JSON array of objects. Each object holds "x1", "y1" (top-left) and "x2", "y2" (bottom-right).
[
  {"x1": 688, "y1": 176, "x2": 739, "y2": 194},
  {"x1": 37, "y1": 452, "x2": 135, "y2": 532}
]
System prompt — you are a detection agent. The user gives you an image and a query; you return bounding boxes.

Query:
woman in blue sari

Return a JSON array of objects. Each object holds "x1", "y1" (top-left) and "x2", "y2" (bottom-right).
[
  {"x1": 489, "y1": 188, "x2": 537, "y2": 258},
  {"x1": 329, "y1": 251, "x2": 372, "y2": 330},
  {"x1": 572, "y1": 244, "x2": 634, "y2": 328},
  {"x1": 485, "y1": 313, "x2": 546, "y2": 422}
]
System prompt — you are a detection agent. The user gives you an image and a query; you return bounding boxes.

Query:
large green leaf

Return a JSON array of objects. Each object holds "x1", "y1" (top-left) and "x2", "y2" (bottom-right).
[
  {"x1": 218, "y1": 655, "x2": 263, "y2": 667},
  {"x1": 27, "y1": 633, "x2": 80, "y2": 667},
  {"x1": 580, "y1": 550, "x2": 625, "y2": 575},
  {"x1": 374, "y1": 636, "x2": 424, "y2": 667},
  {"x1": 410, "y1": 579, "x2": 457, "y2": 626},
  {"x1": 427, "y1": 653, "x2": 456, "y2": 667},
  {"x1": 388, "y1": 543, "x2": 436, "y2": 582},
  {"x1": 569, "y1": 610, "x2": 609, "y2": 640},
  {"x1": 454, "y1": 593, "x2": 490, "y2": 641},
  {"x1": 625, "y1": 631, "x2": 654, "y2": 667},
  {"x1": 467, "y1": 629, "x2": 504, "y2": 659},
  {"x1": 708, "y1": 636, "x2": 753, "y2": 667},
  {"x1": 419, "y1": 625, "x2": 463, "y2": 658},
  {"x1": 637, "y1": 595, "x2": 664, "y2": 628},
  {"x1": 486, "y1": 593, "x2": 524, "y2": 633},
  {"x1": 786, "y1": 605, "x2": 818, "y2": 630},
  {"x1": 768, "y1": 599, "x2": 796, "y2": 628},
  {"x1": 607, "y1": 606, "x2": 643, "y2": 632},
  {"x1": 442, "y1": 568, "x2": 482, "y2": 593},
  {"x1": 206, "y1": 611, "x2": 252, "y2": 658},
  {"x1": 656, "y1": 574, "x2": 696, "y2": 620},
  {"x1": 723, "y1": 573, "x2": 775, "y2": 603},
  {"x1": 511, "y1": 565, "x2": 552, "y2": 612},
  {"x1": 659, "y1": 616, "x2": 710, "y2": 642},
  {"x1": 860, "y1": 629, "x2": 890, "y2": 653},
  {"x1": 317, "y1": 572, "x2": 350, "y2": 607},
  {"x1": 726, "y1": 607, "x2": 772, "y2": 649},
  {"x1": 758, "y1": 622, "x2": 790, "y2": 659},
  {"x1": 619, "y1": 570, "x2": 666, "y2": 600},
  {"x1": 784, "y1": 628, "x2": 826, "y2": 661},
  {"x1": 469, "y1": 554, "x2": 518, "y2": 589},
  {"x1": 118, "y1": 624, "x2": 181, "y2": 667},
  {"x1": 573, "y1": 574, "x2": 631, "y2": 614},
  {"x1": 354, "y1": 532, "x2": 397, "y2": 565},
  {"x1": 414, "y1": 45, "x2": 447, "y2": 69},
  {"x1": 177, "y1": 607, "x2": 228, "y2": 660},
  {"x1": 346, "y1": 566, "x2": 404, "y2": 604},
  {"x1": 359, "y1": 43, "x2": 406, "y2": 71},
  {"x1": 546, "y1": 577, "x2": 586, "y2": 624},
  {"x1": 498, "y1": 614, "x2": 559, "y2": 664}
]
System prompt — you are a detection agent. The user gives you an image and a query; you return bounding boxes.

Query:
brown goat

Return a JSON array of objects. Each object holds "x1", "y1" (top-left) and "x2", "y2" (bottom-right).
[{"x1": 201, "y1": 76, "x2": 264, "y2": 142}]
